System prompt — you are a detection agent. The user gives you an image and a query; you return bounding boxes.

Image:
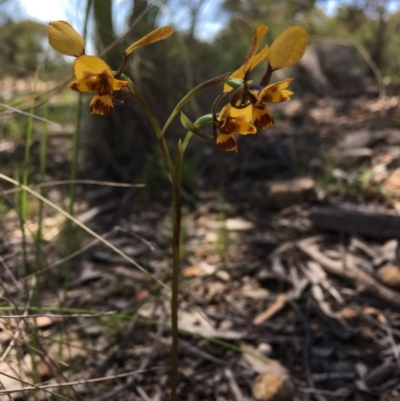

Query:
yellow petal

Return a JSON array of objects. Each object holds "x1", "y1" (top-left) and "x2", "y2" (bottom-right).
[
  {"x1": 257, "y1": 79, "x2": 293, "y2": 104},
  {"x1": 253, "y1": 105, "x2": 274, "y2": 129},
  {"x1": 109, "y1": 76, "x2": 129, "y2": 92},
  {"x1": 219, "y1": 103, "x2": 253, "y2": 123},
  {"x1": 242, "y1": 25, "x2": 268, "y2": 71},
  {"x1": 48, "y1": 20, "x2": 85, "y2": 57},
  {"x1": 89, "y1": 93, "x2": 114, "y2": 115},
  {"x1": 223, "y1": 26, "x2": 269, "y2": 93},
  {"x1": 249, "y1": 44, "x2": 269, "y2": 70},
  {"x1": 217, "y1": 133, "x2": 238, "y2": 152},
  {"x1": 230, "y1": 119, "x2": 257, "y2": 135},
  {"x1": 268, "y1": 26, "x2": 308, "y2": 70},
  {"x1": 74, "y1": 55, "x2": 113, "y2": 80},
  {"x1": 223, "y1": 66, "x2": 246, "y2": 93},
  {"x1": 125, "y1": 26, "x2": 174, "y2": 56}
]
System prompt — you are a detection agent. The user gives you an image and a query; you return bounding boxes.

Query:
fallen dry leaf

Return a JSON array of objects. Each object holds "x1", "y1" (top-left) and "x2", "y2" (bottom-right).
[
  {"x1": 376, "y1": 263, "x2": 400, "y2": 288},
  {"x1": 253, "y1": 294, "x2": 288, "y2": 325},
  {"x1": 253, "y1": 369, "x2": 294, "y2": 401}
]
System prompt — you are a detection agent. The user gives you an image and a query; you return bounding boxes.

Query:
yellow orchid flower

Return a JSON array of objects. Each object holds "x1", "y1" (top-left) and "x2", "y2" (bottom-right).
[
  {"x1": 48, "y1": 21, "x2": 174, "y2": 115},
  {"x1": 223, "y1": 25, "x2": 269, "y2": 93},
  {"x1": 48, "y1": 20, "x2": 85, "y2": 57},
  {"x1": 249, "y1": 79, "x2": 294, "y2": 129},
  {"x1": 216, "y1": 103, "x2": 257, "y2": 152},
  {"x1": 70, "y1": 55, "x2": 128, "y2": 115}
]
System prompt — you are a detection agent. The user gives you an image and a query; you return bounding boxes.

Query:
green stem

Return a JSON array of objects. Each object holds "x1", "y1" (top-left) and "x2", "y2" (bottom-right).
[
  {"x1": 35, "y1": 63, "x2": 50, "y2": 305},
  {"x1": 67, "y1": 0, "x2": 93, "y2": 215},
  {"x1": 130, "y1": 72, "x2": 230, "y2": 401},
  {"x1": 160, "y1": 72, "x2": 230, "y2": 139},
  {"x1": 127, "y1": 80, "x2": 177, "y2": 181}
]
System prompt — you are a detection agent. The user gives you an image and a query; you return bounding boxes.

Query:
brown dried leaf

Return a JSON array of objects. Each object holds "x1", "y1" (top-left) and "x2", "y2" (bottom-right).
[{"x1": 253, "y1": 294, "x2": 288, "y2": 325}]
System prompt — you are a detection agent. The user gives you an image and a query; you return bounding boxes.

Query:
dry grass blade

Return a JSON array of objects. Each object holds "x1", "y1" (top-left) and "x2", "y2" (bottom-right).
[
  {"x1": 0, "y1": 369, "x2": 156, "y2": 396},
  {"x1": 0, "y1": 102, "x2": 63, "y2": 129},
  {"x1": 0, "y1": 173, "x2": 169, "y2": 291},
  {"x1": 1, "y1": 180, "x2": 144, "y2": 195}
]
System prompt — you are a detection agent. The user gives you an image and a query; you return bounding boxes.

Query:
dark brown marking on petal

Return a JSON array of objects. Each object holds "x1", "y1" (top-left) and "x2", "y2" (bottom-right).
[
  {"x1": 70, "y1": 83, "x2": 79, "y2": 91},
  {"x1": 98, "y1": 73, "x2": 109, "y2": 84},
  {"x1": 90, "y1": 95, "x2": 113, "y2": 115},
  {"x1": 97, "y1": 83, "x2": 111, "y2": 96},
  {"x1": 217, "y1": 136, "x2": 236, "y2": 151},
  {"x1": 82, "y1": 71, "x2": 97, "y2": 80},
  {"x1": 254, "y1": 111, "x2": 274, "y2": 130}
]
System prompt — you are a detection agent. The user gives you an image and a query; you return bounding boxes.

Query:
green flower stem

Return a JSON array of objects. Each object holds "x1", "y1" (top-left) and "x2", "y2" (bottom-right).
[
  {"x1": 160, "y1": 72, "x2": 230, "y2": 140},
  {"x1": 127, "y1": 80, "x2": 161, "y2": 136},
  {"x1": 114, "y1": 53, "x2": 128, "y2": 79},
  {"x1": 130, "y1": 73, "x2": 230, "y2": 401},
  {"x1": 128, "y1": 80, "x2": 178, "y2": 184},
  {"x1": 177, "y1": 121, "x2": 208, "y2": 182}
]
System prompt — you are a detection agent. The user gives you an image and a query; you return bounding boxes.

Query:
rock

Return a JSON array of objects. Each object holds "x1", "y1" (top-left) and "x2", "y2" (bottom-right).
[
  {"x1": 383, "y1": 168, "x2": 400, "y2": 194},
  {"x1": 337, "y1": 129, "x2": 374, "y2": 149},
  {"x1": 253, "y1": 370, "x2": 295, "y2": 401},
  {"x1": 376, "y1": 263, "x2": 400, "y2": 288},
  {"x1": 330, "y1": 147, "x2": 373, "y2": 169},
  {"x1": 265, "y1": 177, "x2": 316, "y2": 209}
]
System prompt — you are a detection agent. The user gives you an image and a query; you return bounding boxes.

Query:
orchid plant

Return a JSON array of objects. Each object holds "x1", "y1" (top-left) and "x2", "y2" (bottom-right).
[{"x1": 48, "y1": 19, "x2": 308, "y2": 401}]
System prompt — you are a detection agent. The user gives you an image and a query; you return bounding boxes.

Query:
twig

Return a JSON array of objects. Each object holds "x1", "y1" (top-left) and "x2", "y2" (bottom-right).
[
  {"x1": 385, "y1": 325, "x2": 400, "y2": 371},
  {"x1": 289, "y1": 300, "x2": 328, "y2": 401},
  {"x1": 297, "y1": 236, "x2": 400, "y2": 310},
  {"x1": 0, "y1": 369, "x2": 160, "y2": 395},
  {"x1": 115, "y1": 226, "x2": 156, "y2": 252},
  {"x1": 0, "y1": 371, "x2": 73, "y2": 400},
  {"x1": 0, "y1": 173, "x2": 169, "y2": 291},
  {"x1": 0, "y1": 276, "x2": 82, "y2": 400},
  {"x1": 0, "y1": 312, "x2": 116, "y2": 319},
  {"x1": 137, "y1": 386, "x2": 153, "y2": 401},
  {"x1": 0, "y1": 255, "x2": 18, "y2": 286},
  {"x1": 298, "y1": 386, "x2": 352, "y2": 397},
  {"x1": 224, "y1": 368, "x2": 245, "y2": 401},
  {"x1": 1, "y1": 180, "x2": 144, "y2": 195},
  {"x1": 0, "y1": 229, "x2": 115, "y2": 297},
  {"x1": 181, "y1": 339, "x2": 226, "y2": 365}
]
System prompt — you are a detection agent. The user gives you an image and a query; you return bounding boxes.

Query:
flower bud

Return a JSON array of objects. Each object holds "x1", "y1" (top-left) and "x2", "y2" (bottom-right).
[{"x1": 48, "y1": 20, "x2": 85, "y2": 57}]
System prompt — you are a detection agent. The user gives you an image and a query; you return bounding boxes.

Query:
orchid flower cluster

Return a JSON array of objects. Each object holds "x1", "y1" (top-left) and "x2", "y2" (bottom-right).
[
  {"x1": 213, "y1": 25, "x2": 308, "y2": 152},
  {"x1": 48, "y1": 21, "x2": 308, "y2": 153}
]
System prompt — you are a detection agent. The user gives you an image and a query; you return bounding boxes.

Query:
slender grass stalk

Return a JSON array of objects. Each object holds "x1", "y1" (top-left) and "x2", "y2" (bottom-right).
[
  {"x1": 64, "y1": 0, "x2": 93, "y2": 295},
  {"x1": 18, "y1": 66, "x2": 41, "y2": 395},
  {"x1": 35, "y1": 62, "x2": 50, "y2": 292},
  {"x1": 19, "y1": 68, "x2": 40, "y2": 278}
]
